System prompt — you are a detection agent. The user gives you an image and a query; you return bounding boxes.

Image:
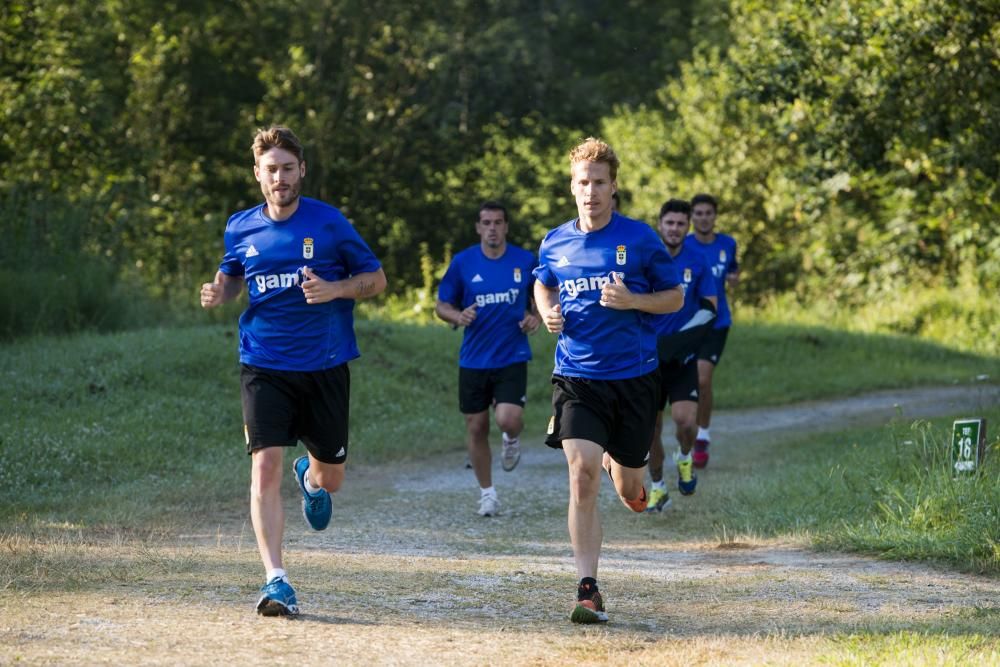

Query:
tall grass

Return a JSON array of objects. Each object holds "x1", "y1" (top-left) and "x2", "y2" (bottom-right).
[
  {"x1": 716, "y1": 410, "x2": 1000, "y2": 573},
  {"x1": 746, "y1": 280, "x2": 1000, "y2": 356}
]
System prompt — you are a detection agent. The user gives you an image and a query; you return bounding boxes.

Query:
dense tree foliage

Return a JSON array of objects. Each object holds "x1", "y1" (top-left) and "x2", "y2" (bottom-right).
[
  {"x1": 606, "y1": 0, "x2": 1000, "y2": 302},
  {"x1": 1, "y1": 0, "x2": 996, "y2": 334},
  {"x1": 1, "y1": 0, "x2": 719, "y2": 295}
]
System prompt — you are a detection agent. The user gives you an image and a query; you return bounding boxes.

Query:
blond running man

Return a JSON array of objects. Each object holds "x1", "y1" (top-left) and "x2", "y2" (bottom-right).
[{"x1": 533, "y1": 137, "x2": 683, "y2": 623}]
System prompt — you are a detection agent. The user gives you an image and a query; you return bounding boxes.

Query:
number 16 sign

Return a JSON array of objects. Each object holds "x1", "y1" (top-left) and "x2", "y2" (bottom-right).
[{"x1": 952, "y1": 419, "x2": 986, "y2": 475}]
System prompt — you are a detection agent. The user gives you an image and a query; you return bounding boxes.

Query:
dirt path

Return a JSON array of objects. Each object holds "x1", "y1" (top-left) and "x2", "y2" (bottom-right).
[{"x1": 2, "y1": 384, "x2": 998, "y2": 665}]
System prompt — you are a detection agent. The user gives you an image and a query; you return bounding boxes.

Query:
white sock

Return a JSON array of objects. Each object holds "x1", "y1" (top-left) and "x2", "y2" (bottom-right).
[
  {"x1": 481, "y1": 485, "x2": 497, "y2": 497},
  {"x1": 266, "y1": 568, "x2": 288, "y2": 583},
  {"x1": 697, "y1": 427, "x2": 710, "y2": 442},
  {"x1": 502, "y1": 432, "x2": 518, "y2": 445},
  {"x1": 676, "y1": 450, "x2": 692, "y2": 463},
  {"x1": 652, "y1": 479, "x2": 666, "y2": 491},
  {"x1": 304, "y1": 471, "x2": 322, "y2": 495}
]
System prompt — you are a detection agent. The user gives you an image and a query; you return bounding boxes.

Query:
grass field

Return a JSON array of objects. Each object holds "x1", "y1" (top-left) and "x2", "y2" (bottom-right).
[{"x1": 1, "y1": 317, "x2": 996, "y2": 527}]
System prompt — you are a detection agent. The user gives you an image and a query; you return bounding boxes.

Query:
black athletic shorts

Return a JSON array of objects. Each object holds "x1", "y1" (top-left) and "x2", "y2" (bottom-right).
[
  {"x1": 544, "y1": 371, "x2": 659, "y2": 469},
  {"x1": 697, "y1": 326, "x2": 730, "y2": 365},
  {"x1": 656, "y1": 357, "x2": 699, "y2": 411},
  {"x1": 459, "y1": 362, "x2": 527, "y2": 414},
  {"x1": 240, "y1": 363, "x2": 350, "y2": 464}
]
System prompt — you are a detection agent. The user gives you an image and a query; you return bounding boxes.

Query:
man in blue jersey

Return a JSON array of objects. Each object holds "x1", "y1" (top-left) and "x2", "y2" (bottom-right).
[
  {"x1": 534, "y1": 137, "x2": 683, "y2": 624},
  {"x1": 646, "y1": 200, "x2": 717, "y2": 512},
  {"x1": 199, "y1": 126, "x2": 387, "y2": 617},
  {"x1": 435, "y1": 201, "x2": 539, "y2": 517},
  {"x1": 689, "y1": 194, "x2": 739, "y2": 469}
]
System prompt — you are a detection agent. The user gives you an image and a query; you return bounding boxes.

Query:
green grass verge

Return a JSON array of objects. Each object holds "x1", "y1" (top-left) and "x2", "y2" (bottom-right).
[
  {"x1": 717, "y1": 322, "x2": 997, "y2": 408},
  {"x1": 710, "y1": 408, "x2": 1000, "y2": 574}
]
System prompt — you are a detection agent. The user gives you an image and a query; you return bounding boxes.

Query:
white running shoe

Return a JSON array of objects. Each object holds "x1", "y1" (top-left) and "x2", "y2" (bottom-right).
[
  {"x1": 501, "y1": 434, "x2": 521, "y2": 472},
  {"x1": 477, "y1": 493, "x2": 500, "y2": 517}
]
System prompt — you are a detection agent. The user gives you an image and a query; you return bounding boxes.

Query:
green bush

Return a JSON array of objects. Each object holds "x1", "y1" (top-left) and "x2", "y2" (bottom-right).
[{"x1": 0, "y1": 261, "x2": 164, "y2": 340}]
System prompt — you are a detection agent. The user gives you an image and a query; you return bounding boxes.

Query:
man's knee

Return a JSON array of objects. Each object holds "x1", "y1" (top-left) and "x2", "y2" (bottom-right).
[
  {"x1": 251, "y1": 448, "x2": 284, "y2": 496},
  {"x1": 465, "y1": 412, "x2": 490, "y2": 440},
  {"x1": 568, "y1": 464, "x2": 601, "y2": 504},
  {"x1": 310, "y1": 462, "x2": 345, "y2": 493},
  {"x1": 494, "y1": 406, "x2": 523, "y2": 434},
  {"x1": 614, "y1": 467, "x2": 645, "y2": 500}
]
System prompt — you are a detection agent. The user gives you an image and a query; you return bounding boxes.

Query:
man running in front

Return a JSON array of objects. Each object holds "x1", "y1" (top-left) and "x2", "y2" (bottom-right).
[
  {"x1": 533, "y1": 137, "x2": 683, "y2": 624},
  {"x1": 200, "y1": 126, "x2": 386, "y2": 616}
]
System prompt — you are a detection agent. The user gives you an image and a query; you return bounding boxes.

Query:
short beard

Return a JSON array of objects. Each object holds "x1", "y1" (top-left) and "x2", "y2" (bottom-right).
[{"x1": 265, "y1": 181, "x2": 301, "y2": 209}]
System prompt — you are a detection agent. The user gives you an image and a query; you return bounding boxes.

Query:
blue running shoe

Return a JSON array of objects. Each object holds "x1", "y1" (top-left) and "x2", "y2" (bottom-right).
[
  {"x1": 293, "y1": 455, "x2": 332, "y2": 531},
  {"x1": 256, "y1": 576, "x2": 299, "y2": 616}
]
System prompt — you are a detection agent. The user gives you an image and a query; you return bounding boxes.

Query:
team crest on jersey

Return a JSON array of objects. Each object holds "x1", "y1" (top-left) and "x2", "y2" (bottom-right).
[
  {"x1": 303, "y1": 237, "x2": 314, "y2": 259},
  {"x1": 720, "y1": 249, "x2": 727, "y2": 262},
  {"x1": 513, "y1": 267, "x2": 522, "y2": 283},
  {"x1": 683, "y1": 268, "x2": 692, "y2": 282},
  {"x1": 616, "y1": 245, "x2": 627, "y2": 265}
]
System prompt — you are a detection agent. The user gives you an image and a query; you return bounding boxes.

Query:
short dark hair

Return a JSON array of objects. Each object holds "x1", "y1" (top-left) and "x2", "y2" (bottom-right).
[
  {"x1": 690, "y1": 193, "x2": 718, "y2": 212},
  {"x1": 478, "y1": 200, "x2": 508, "y2": 222},
  {"x1": 252, "y1": 126, "x2": 304, "y2": 164},
  {"x1": 659, "y1": 198, "x2": 691, "y2": 219}
]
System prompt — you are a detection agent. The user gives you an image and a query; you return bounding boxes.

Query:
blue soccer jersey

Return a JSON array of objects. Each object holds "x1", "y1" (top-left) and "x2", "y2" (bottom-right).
[
  {"x1": 533, "y1": 213, "x2": 680, "y2": 380},
  {"x1": 438, "y1": 245, "x2": 537, "y2": 369},
  {"x1": 219, "y1": 197, "x2": 382, "y2": 371},
  {"x1": 688, "y1": 233, "x2": 738, "y2": 328},
  {"x1": 652, "y1": 240, "x2": 717, "y2": 337}
]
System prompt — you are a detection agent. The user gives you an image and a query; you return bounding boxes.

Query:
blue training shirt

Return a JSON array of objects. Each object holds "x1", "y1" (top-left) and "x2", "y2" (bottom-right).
[
  {"x1": 534, "y1": 213, "x2": 680, "y2": 380},
  {"x1": 652, "y1": 240, "x2": 717, "y2": 337},
  {"x1": 438, "y1": 244, "x2": 537, "y2": 369},
  {"x1": 687, "y1": 233, "x2": 738, "y2": 329},
  {"x1": 219, "y1": 197, "x2": 382, "y2": 372}
]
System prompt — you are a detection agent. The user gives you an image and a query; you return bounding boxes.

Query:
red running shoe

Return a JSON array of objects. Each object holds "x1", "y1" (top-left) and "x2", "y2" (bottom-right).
[{"x1": 692, "y1": 438, "x2": 710, "y2": 469}]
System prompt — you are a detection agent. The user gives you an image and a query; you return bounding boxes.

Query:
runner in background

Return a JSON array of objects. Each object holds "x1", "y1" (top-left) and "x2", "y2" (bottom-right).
[
  {"x1": 647, "y1": 199, "x2": 717, "y2": 511},
  {"x1": 688, "y1": 194, "x2": 739, "y2": 468},
  {"x1": 436, "y1": 201, "x2": 539, "y2": 517}
]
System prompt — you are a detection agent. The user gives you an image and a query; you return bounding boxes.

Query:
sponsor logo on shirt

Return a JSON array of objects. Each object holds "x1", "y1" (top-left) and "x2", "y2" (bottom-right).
[
  {"x1": 556, "y1": 256, "x2": 571, "y2": 267},
  {"x1": 475, "y1": 288, "x2": 520, "y2": 307},
  {"x1": 254, "y1": 271, "x2": 302, "y2": 293},
  {"x1": 561, "y1": 273, "x2": 617, "y2": 298},
  {"x1": 246, "y1": 245, "x2": 259, "y2": 258},
  {"x1": 472, "y1": 274, "x2": 484, "y2": 283},
  {"x1": 303, "y1": 237, "x2": 314, "y2": 259}
]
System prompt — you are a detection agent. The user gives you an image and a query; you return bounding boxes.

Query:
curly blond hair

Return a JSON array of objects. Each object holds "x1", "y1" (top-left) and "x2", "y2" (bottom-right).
[{"x1": 569, "y1": 137, "x2": 620, "y2": 180}]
